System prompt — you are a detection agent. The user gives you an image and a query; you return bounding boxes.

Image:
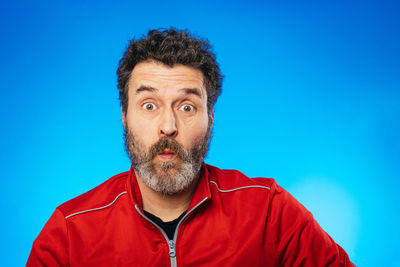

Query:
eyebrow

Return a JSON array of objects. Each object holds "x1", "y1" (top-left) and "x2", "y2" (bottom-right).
[
  {"x1": 180, "y1": 88, "x2": 202, "y2": 98},
  {"x1": 135, "y1": 86, "x2": 157, "y2": 94},
  {"x1": 135, "y1": 86, "x2": 202, "y2": 98}
]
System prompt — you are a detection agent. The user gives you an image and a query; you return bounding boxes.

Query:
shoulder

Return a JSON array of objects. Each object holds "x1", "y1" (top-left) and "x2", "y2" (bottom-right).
[
  {"x1": 204, "y1": 164, "x2": 302, "y2": 208},
  {"x1": 57, "y1": 171, "x2": 130, "y2": 219},
  {"x1": 205, "y1": 163, "x2": 277, "y2": 192}
]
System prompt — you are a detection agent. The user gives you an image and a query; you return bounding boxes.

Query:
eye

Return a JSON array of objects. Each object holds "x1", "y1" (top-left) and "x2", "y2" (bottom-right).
[
  {"x1": 179, "y1": 104, "x2": 195, "y2": 112},
  {"x1": 142, "y1": 102, "x2": 156, "y2": 111}
]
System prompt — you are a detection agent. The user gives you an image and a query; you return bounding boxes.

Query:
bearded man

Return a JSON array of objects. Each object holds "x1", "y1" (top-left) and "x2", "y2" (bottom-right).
[{"x1": 27, "y1": 28, "x2": 354, "y2": 266}]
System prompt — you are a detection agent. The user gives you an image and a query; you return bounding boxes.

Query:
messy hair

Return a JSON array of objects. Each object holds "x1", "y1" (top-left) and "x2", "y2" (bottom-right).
[{"x1": 117, "y1": 28, "x2": 223, "y2": 114}]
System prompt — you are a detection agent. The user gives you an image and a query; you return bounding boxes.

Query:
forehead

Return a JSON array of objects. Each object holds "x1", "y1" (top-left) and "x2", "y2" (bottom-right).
[{"x1": 129, "y1": 61, "x2": 206, "y2": 94}]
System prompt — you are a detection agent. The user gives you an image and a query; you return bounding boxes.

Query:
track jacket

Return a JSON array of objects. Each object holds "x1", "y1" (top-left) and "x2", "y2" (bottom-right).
[{"x1": 27, "y1": 163, "x2": 354, "y2": 266}]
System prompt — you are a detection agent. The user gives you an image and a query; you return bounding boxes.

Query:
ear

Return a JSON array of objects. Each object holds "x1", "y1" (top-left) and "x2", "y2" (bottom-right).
[
  {"x1": 121, "y1": 106, "x2": 126, "y2": 129},
  {"x1": 209, "y1": 109, "x2": 214, "y2": 128}
]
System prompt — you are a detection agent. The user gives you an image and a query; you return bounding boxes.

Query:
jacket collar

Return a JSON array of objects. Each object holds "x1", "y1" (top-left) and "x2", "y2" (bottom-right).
[
  {"x1": 126, "y1": 163, "x2": 212, "y2": 212},
  {"x1": 187, "y1": 163, "x2": 212, "y2": 210}
]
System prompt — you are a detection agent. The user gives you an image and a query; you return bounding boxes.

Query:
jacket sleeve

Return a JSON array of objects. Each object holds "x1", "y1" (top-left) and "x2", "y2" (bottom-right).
[
  {"x1": 268, "y1": 185, "x2": 355, "y2": 266},
  {"x1": 27, "y1": 208, "x2": 69, "y2": 267}
]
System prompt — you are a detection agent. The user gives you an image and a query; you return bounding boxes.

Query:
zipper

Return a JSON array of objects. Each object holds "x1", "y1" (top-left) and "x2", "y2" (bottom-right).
[
  {"x1": 171, "y1": 197, "x2": 208, "y2": 242},
  {"x1": 135, "y1": 205, "x2": 178, "y2": 266},
  {"x1": 135, "y1": 196, "x2": 208, "y2": 267},
  {"x1": 169, "y1": 240, "x2": 176, "y2": 257}
]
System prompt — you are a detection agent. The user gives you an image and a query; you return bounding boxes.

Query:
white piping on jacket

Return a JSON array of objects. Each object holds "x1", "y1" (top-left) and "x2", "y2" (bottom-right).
[
  {"x1": 209, "y1": 180, "x2": 270, "y2": 192},
  {"x1": 65, "y1": 191, "x2": 127, "y2": 219}
]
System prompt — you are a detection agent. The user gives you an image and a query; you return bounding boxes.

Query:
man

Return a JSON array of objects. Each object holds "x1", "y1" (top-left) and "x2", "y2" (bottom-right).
[{"x1": 27, "y1": 28, "x2": 354, "y2": 266}]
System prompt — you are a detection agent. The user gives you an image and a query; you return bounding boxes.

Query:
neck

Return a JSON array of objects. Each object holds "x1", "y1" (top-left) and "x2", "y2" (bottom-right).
[{"x1": 135, "y1": 172, "x2": 199, "y2": 222}]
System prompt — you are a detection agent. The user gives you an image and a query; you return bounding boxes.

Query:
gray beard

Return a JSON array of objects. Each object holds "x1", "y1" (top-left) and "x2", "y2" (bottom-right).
[{"x1": 124, "y1": 124, "x2": 211, "y2": 195}]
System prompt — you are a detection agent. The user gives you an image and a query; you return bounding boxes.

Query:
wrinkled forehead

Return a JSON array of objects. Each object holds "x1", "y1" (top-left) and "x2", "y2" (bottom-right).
[{"x1": 128, "y1": 61, "x2": 207, "y2": 98}]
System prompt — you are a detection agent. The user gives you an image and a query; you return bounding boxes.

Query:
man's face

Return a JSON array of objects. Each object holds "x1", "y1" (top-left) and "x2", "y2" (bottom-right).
[{"x1": 122, "y1": 61, "x2": 213, "y2": 195}]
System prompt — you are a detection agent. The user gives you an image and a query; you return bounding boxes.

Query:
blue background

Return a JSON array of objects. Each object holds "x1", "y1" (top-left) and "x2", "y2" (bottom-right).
[{"x1": 1, "y1": 1, "x2": 399, "y2": 266}]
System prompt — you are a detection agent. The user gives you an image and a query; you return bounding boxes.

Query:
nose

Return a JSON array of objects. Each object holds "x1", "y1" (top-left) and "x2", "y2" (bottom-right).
[{"x1": 159, "y1": 108, "x2": 178, "y2": 138}]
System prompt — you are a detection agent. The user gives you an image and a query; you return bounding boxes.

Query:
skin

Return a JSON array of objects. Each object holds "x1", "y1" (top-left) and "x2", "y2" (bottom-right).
[{"x1": 122, "y1": 61, "x2": 213, "y2": 221}]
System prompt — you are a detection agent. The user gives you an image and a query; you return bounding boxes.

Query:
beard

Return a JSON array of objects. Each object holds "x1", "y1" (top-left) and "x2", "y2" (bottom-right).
[{"x1": 123, "y1": 123, "x2": 211, "y2": 195}]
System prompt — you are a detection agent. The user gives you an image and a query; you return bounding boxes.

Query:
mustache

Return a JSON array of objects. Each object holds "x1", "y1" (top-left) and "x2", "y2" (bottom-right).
[{"x1": 148, "y1": 137, "x2": 188, "y2": 160}]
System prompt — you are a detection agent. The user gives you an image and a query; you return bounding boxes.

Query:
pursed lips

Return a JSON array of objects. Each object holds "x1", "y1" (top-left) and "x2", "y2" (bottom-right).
[{"x1": 157, "y1": 149, "x2": 176, "y2": 161}]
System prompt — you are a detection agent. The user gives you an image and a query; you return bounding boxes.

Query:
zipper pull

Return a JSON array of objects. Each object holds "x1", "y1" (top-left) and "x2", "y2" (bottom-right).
[{"x1": 168, "y1": 240, "x2": 176, "y2": 257}]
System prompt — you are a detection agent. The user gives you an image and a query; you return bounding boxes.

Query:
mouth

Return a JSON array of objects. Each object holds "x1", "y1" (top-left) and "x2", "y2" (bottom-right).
[{"x1": 156, "y1": 149, "x2": 177, "y2": 161}]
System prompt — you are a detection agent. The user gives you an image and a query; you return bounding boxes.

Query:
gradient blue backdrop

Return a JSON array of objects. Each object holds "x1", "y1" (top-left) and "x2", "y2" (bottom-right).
[{"x1": 1, "y1": 1, "x2": 399, "y2": 266}]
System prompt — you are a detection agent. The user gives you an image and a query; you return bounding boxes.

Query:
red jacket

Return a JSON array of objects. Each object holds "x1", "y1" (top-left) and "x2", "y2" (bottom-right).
[{"x1": 27, "y1": 164, "x2": 354, "y2": 266}]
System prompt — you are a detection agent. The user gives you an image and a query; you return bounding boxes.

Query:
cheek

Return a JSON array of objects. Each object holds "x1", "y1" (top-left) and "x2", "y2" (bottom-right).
[
  {"x1": 182, "y1": 117, "x2": 209, "y2": 142},
  {"x1": 184, "y1": 110, "x2": 209, "y2": 127},
  {"x1": 126, "y1": 113, "x2": 157, "y2": 140}
]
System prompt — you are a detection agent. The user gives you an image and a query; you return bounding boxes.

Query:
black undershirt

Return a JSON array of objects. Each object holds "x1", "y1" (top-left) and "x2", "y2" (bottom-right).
[{"x1": 143, "y1": 210, "x2": 187, "y2": 240}]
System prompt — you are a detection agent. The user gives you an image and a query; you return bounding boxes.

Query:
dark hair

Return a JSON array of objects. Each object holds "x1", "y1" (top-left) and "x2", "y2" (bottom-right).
[{"x1": 117, "y1": 28, "x2": 223, "y2": 115}]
